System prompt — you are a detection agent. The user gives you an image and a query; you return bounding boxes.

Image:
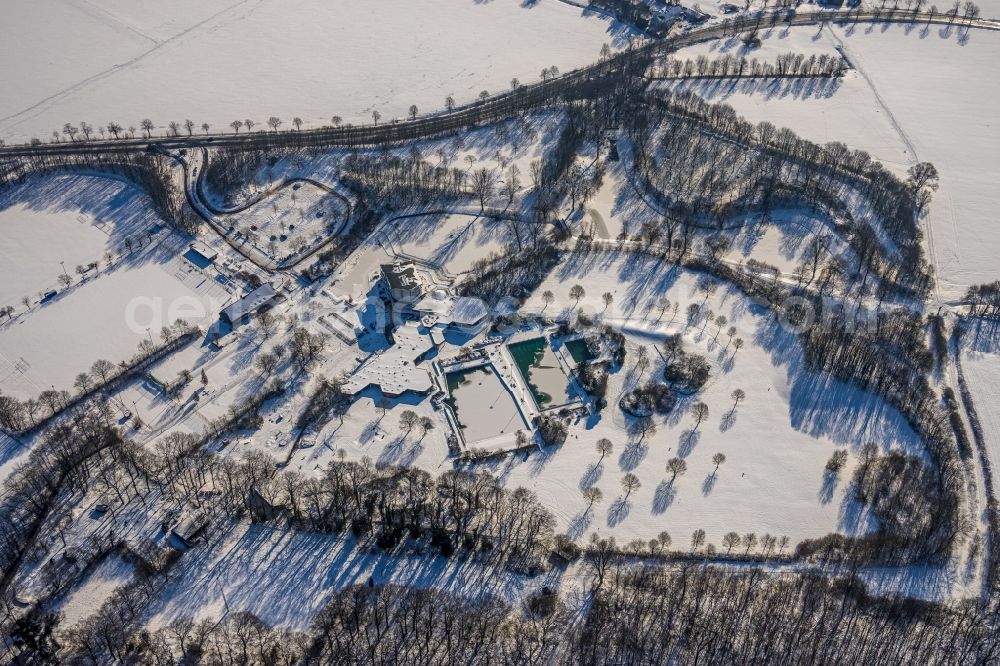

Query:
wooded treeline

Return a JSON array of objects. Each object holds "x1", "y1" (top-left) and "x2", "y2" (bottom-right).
[
  {"x1": 0, "y1": 150, "x2": 200, "y2": 234},
  {"x1": 32, "y1": 563, "x2": 1000, "y2": 664}
]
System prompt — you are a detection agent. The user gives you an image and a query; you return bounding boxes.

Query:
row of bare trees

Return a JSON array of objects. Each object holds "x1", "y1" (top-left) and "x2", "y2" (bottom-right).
[
  {"x1": 36, "y1": 561, "x2": 1000, "y2": 664},
  {"x1": 654, "y1": 52, "x2": 848, "y2": 79},
  {"x1": 0, "y1": 324, "x2": 197, "y2": 434}
]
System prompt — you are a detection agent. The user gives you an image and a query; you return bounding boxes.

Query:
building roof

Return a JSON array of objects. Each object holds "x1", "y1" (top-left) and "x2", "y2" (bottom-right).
[
  {"x1": 381, "y1": 262, "x2": 423, "y2": 292},
  {"x1": 172, "y1": 510, "x2": 209, "y2": 544},
  {"x1": 412, "y1": 293, "x2": 489, "y2": 328},
  {"x1": 449, "y1": 296, "x2": 489, "y2": 326},
  {"x1": 189, "y1": 241, "x2": 218, "y2": 262},
  {"x1": 221, "y1": 283, "x2": 276, "y2": 323},
  {"x1": 343, "y1": 322, "x2": 434, "y2": 396}
]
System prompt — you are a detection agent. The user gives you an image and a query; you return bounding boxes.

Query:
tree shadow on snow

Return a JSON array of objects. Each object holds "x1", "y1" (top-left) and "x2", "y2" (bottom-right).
[
  {"x1": 678, "y1": 429, "x2": 700, "y2": 458},
  {"x1": 652, "y1": 480, "x2": 676, "y2": 515},
  {"x1": 607, "y1": 497, "x2": 631, "y2": 527},
  {"x1": 579, "y1": 462, "x2": 603, "y2": 490}
]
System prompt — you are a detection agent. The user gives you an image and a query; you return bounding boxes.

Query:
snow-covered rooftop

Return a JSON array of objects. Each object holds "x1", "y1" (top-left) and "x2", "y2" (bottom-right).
[{"x1": 343, "y1": 322, "x2": 434, "y2": 396}]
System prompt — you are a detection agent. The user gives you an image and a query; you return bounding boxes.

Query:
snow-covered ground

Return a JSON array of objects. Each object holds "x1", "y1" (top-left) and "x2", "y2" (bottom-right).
[
  {"x1": 51, "y1": 554, "x2": 135, "y2": 628},
  {"x1": 1, "y1": 0, "x2": 622, "y2": 143},
  {"x1": 667, "y1": 23, "x2": 1000, "y2": 301},
  {"x1": 0, "y1": 174, "x2": 158, "y2": 308},
  {"x1": 0, "y1": 236, "x2": 227, "y2": 400},
  {"x1": 0, "y1": 205, "x2": 109, "y2": 309},
  {"x1": 959, "y1": 318, "x2": 1000, "y2": 478},
  {"x1": 145, "y1": 521, "x2": 560, "y2": 632},
  {"x1": 388, "y1": 213, "x2": 524, "y2": 276}
]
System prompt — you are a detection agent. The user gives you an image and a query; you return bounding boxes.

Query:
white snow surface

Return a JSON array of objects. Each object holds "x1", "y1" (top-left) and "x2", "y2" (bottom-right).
[
  {"x1": 52, "y1": 554, "x2": 135, "y2": 628},
  {"x1": 1, "y1": 0, "x2": 619, "y2": 142},
  {"x1": 669, "y1": 23, "x2": 1000, "y2": 300}
]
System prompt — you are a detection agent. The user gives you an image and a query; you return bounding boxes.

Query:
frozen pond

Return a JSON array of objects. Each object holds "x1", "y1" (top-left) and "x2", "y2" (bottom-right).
[
  {"x1": 508, "y1": 338, "x2": 572, "y2": 409},
  {"x1": 446, "y1": 365, "x2": 526, "y2": 444}
]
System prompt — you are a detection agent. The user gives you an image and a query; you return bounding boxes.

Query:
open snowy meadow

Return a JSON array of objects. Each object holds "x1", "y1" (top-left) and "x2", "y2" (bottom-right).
[
  {"x1": 1, "y1": 0, "x2": 620, "y2": 143},
  {"x1": 665, "y1": 22, "x2": 1000, "y2": 301}
]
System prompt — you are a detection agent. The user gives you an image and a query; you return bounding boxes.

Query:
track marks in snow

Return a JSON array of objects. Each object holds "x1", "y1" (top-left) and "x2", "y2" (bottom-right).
[
  {"x1": 0, "y1": 0, "x2": 260, "y2": 132},
  {"x1": 826, "y1": 25, "x2": 944, "y2": 306},
  {"x1": 59, "y1": 0, "x2": 163, "y2": 45}
]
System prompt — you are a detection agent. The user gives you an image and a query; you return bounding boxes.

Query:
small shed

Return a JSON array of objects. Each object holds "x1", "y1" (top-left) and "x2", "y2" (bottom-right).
[
  {"x1": 188, "y1": 241, "x2": 219, "y2": 264},
  {"x1": 172, "y1": 511, "x2": 210, "y2": 547},
  {"x1": 220, "y1": 283, "x2": 276, "y2": 324}
]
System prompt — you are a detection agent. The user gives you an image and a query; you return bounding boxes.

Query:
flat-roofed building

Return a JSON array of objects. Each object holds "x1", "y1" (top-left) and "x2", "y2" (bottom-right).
[
  {"x1": 381, "y1": 262, "x2": 425, "y2": 303},
  {"x1": 220, "y1": 283, "x2": 276, "y2": 325}
]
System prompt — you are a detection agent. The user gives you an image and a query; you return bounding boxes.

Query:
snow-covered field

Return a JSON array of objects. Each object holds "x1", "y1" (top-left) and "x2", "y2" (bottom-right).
[
  {"x1": 959, "y1": 318, "x2": 1000, "y2": 477},
  {"x1": 389, "y1": 213, "x2": 523, "y2": 276},
  {"x1": 0, "y1": 205, "x2": 109, "y2": 309},
  {"x1": 146, "y1": 521, "x2": 554, "y2": 632},
  {"x1": 668, "y1": 23, "x2": 1000, "y2": 300},
  {"x1": 52, "y1": 554, "x2": 135, "y2": 628},
  {"x1": 0, "y1": 237, "x2": 226, "y2": 400},
  {"x1": 0, "y1": 174, "x2": 156, "y2": 308},
  {"x1": 1, "y1": 0, "x2": 620, "y2": 143}
]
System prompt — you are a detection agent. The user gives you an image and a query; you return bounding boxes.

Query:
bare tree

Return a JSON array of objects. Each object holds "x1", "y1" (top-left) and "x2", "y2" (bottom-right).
[
  {"x1": 691, "y1": 528, "x2": 706, "y2": 552},
  {"x1": 91, "y1": 359, "x2": 115, "y2": 384},
  {"x1": 583, "y1": 486, "x2": 603, "y2": 513},
  {"x1": 267, "y1": 117, "x2": 282, "y2": 131},
  {"x1": 471, "y1": 167, "x2": 495, "y2": 211},
  {"x1": 596, "y1": 438, "x2": 613, "y2": 462},
  {"x1": 656, "y1": 297, "x2": 672, "y2": 321},
  {"x1": 408, "y1": 105, "x2": 419, "y2": 121},
  {"x1": 292, "y1": 117, "x2": 303, "y2": 131},
  {"x1": 712, "y1": 452, "x2": 726, "y2": 473},
  {"x1": 730, "y1": 389, "x2": 746, "y2": 414},
  {"x1": 621, "y1": 473, "x2": 641, "y2": 499},
  {"x1": 73, "y1": 372, "x2": 92, "y2": 394},
  {"x1": 372, "y1": 110, "x2": 381, "y2": 125},
  {"x1": 331, "y1": 115, "x2": 342, "y2": 127},
  {"x1": 542, "y1": 290, "x2": 555, "y2": 310},
  {"x1": 570, "y1": 284, "x2": 585, "y2": 304},
  {"x1": 666, "y1": 457, "x2": 687, "y2": 482},
  {"x1": 255, "y1": 353, "x2": 278, "y2": 378},
  {"x1": 230, "y1": 120, "x2": 243, "y2": 133},
  {"x1": 184, "y1": 119, "x2": 195, "y2": 136},
  {"x1": 399, "y1": 409, "x2": 419, "y2": 435},
  {"x1": 691, "y1": 402, "x2": 709, "y2": 430}
]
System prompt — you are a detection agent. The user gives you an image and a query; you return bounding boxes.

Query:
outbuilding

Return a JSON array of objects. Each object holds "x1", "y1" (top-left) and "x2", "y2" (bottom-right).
[{"x1": 220, "y1": 283, "x2": 276, "y2": 325}]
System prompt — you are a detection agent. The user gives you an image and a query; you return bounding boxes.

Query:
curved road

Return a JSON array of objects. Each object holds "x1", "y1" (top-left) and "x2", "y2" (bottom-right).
[{"x1": 175, "y1": 147, "x2": 352, "y2": 272}]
